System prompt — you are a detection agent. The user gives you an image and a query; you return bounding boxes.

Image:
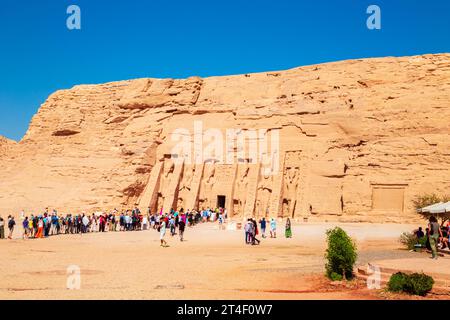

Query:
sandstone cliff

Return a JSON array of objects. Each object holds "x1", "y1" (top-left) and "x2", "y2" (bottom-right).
[{"x1": 0, "y1": 54, "x2": 449, "y2": 222}]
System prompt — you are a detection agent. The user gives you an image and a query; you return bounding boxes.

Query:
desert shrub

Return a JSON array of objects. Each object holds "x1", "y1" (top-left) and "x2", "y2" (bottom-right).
[
  {"x1": 329, "y1": 272, "x2": 343, "y2": 281},
  {"x1": 404, "y1": 273, "x2": 434, "y2": 296},
  {"x1": 400, "y1": 232, "x2": 427, "y2": 250},
  {"x1": 412, "y1": 193, "x2": 442, "y2": 211},
  {"x1": 387, "y1": 272, "x2": 409, "y2": 292},
  {"x1": 387, "y1": 272, "x2": 434, "y2": 296},
  {"x1": 418, "y1": 236, "x2": 428, "y2": 248},
  {"x1": 400, "y1": 232, "x2": 418, "y2": 250},
  {"x1": 325, "y1": 227, "x2": 357, "y2": 280}
]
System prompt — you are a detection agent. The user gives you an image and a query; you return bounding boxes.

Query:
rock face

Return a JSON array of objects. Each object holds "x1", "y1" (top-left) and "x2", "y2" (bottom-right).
[{"x1": 1, "y1": 54, "x2": 449, "y2": 222}]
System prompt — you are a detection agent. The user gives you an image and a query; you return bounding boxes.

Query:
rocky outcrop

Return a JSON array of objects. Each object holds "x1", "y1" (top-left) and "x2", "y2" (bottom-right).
[
  {"x1": 0, "y1": 136, "x2": 16, "y2": 156},
  {"x1": 0, "y1": 54, "x2": 449, "y2": 222}
]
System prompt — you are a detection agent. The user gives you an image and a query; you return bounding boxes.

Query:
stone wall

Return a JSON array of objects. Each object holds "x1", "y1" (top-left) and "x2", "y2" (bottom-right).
[{"x1": 0, "y1": 54, "x2": 449, "y2": 223}]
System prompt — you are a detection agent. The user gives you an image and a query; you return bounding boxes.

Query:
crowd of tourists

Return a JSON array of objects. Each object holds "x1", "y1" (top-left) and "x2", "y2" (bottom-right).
[
  {"x1": 414, "y1": 216, "x2": 450, "y2": 259},
  {"x1": 0, "y1": 207, "x2": 227, "y2": 245},
  {"x1": 0, "y1": 206, "x2": 296, "y2": 248},
  {"x1": 244, "y1": 217, "x2": 292, "y2": 245}
]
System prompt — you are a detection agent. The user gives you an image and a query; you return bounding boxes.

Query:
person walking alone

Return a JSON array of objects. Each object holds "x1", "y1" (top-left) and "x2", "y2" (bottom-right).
[
  {"x1": 285, "y1": 218, "x2": 292, "y2": 238},
  {"x1": 178, "y1": 218, "x2": 185, "y2": 241},
  {"x1": 429, "y1": 216, "x2": 443, "y2": 260},
  {"x1": 259, "y1": 217, "x2": 266, "y2": 238},
  {"x1": 270, "y1": 218, "x2": 277, "y2": 238},
  {"x1": 159, "y1": 219, "x2": 168, "y2": 247}
]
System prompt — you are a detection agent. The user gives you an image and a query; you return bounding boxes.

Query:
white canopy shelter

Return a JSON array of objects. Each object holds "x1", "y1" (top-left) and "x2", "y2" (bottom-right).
[
  {"x1": 429, "y1": 201, "x2": 450, "y2": 214},
  {"x1": 418, "y1": 202, "x2": 444, "y2": 213}
]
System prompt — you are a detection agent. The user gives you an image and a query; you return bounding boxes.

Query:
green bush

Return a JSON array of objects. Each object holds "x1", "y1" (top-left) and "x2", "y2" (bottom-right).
[
  {"x1": 418, "y1": 236, "x2": 427, "y2": 248},
  {"x1": 325, "y1": 227, "x2": 357, "y2": 280},
  {"x1": 400, "y1": 232, "x2": 427, "y2": 250},
  {"x1": 329, "y1": 272, "x2": 343, "y2": 281},
  {"x1": 387, "y1": 272, "x2": 434, "y2": 296},
  {"x1": 387, "y1": 272, "x2": 409, "y2": 292},
  {"x1": 404, "y1": 273, "x2": 434, "y2": 296},
  {"x1": 400, "y1": 232, "x2": 418, "y2": 250}
]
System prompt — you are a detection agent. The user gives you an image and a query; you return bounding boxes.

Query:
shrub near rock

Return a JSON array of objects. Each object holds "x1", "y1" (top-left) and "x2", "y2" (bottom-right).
[
  {"x1": 405, "y1": 273, "x2": 434, "y2": 296},
  {"x1": 387, "y1": 272, "x2": 434, "y2": 296},
  {"x1": 325, "y1": 227, "x2": 357, "y2": 280},
  {"x1": 387, "y1": 272, "x2": 409, "y2": 293}
]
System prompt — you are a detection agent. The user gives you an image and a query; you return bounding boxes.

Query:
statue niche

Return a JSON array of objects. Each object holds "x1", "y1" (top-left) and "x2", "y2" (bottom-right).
[
  {"x1": 256, "y1": 157, "x2": 274, "y2": 218},
  {"x1": 233, "y1": 160, "x2": 250, "y2": 216},
  {"x1": 199, "y1": 163, "x2": 216, "y2": 209},
  {"x1": 177, "y1": 164, "x2": 195, "y2": 209},
  {"x1": 157, "y1": 160, "x2": 175, "y2": 211},
  {"x1": 282, "y1": 166, "x2": 300, "y2": 218}
]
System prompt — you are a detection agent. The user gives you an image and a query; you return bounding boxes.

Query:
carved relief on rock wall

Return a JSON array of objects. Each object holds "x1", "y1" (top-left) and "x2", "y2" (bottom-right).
[
  {"x1": 156, "y1": 158, "x2": 175, "y2": 211},
  {"x1": 198, "y1": 161, "x2": 217, "y2": 209},
  {"x1": 177, "y1": 164, "x2": 195, "y2": 210},
  {"x1": 232, "y1": 159, "x2": 250, "y2": 216},
  {"x1": 281, "y1": 151, "x2": 302, "y2": 218},
  {"x1": 255, "y1": 153, "x2": 276, "y2": 218}
]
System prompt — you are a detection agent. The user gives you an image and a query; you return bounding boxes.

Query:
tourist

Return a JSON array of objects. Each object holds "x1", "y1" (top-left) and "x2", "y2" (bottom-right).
[
  {"x1": 218, "y1": 213, "x2": 224, "y2": 229},
  {"x1": 51, "y1": 213, "x2": 59, "y2": 235},
  {"x1": 119, "y1": 213, "x2": 124, "y2": 231},
  {"x1": 28, "y1": 215, "x2": 34, "y2": 238},
  {"x1": 159, "y1": 217, "x2": 168, "y2": 247},
  {"x1": 428, "y1": 216, "x2": 442, "y2": 259},
  {"x1": 415, "y1": 227, "x2": 425, "y2": 239},
  {"x1": 244, "y1": 219, "x2": 253, "y2": 244},
  {"x1": 99, "y1": 214, "x2": 106, "y2": 232},
  {"x1": 142, "y1": 214, "x2": 148, "y2": 230},
  {"x1": 150, "y1": 214, "x2": 156, "y2": 229},
  {"x1": 32, "y1": 215, "x2": 38, "y2": 237},
  {"x1": 44, "y1": 214, "x2": 50, "y2": 237},
  {"x1": 285, "y1": 218, "x2": 292, "y2": 238},
  {"x1": 0, "y1": 216, "x2": 5, "y2": 239},
  {"x1": 251, "y1": 219, "x2": 260, "y2": 245},
  {"x1": 35, "y1": 217, "x2": 44, "y2": 238},
  {"x1": 259, "y1": 217, "x2": 266, "y2": 238},
  {"x1": 22, "y1": 216, "x2": 29, "y2": 239},
  {"x1": 270, "y1": 218, "x2": 277, "y2": 238},
  {"x1": 169, "y1": 216, "x2": 176, "y2": 236},
  {"x1": 179, "y1": 217, "x2": 185, "y2": 241},
  {"x1": 439, "y1": 226, "x2": 448, "y2": 250},
  {"x1": 7, "y1": 216, "x2": 15, "y2": 239},
  {"x1": 82, "y1": 214, "x2": 89, "y2": 233}
]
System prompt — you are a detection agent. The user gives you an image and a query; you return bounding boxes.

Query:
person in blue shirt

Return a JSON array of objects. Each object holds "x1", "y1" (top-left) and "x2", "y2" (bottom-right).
[
  {"x1": 259, "y1": 217, "x2": 267, "y2": 238},
  {"x1": 270, "y1": 218, "x2": 277, "y2": 238}
]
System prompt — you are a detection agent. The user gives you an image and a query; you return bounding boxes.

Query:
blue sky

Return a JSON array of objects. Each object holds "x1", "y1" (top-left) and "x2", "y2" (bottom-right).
[{"x1": 0, "y1": 0, "x2": 449, "y2": 141}]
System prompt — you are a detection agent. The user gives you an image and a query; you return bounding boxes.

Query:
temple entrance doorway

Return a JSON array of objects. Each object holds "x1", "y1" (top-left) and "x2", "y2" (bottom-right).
[{"x1": 217, "y1": 195, "x2": 226, "y2": 209}]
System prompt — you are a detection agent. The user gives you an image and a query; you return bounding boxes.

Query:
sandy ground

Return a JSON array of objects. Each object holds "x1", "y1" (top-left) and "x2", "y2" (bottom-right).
[{"x1": 0, "y1": 221, "x2": 442, "y2": 300}]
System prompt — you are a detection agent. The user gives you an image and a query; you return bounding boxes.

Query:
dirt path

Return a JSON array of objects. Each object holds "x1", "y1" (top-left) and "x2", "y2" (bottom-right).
[{"x1": 0, "y1": 222, "x2": 426, "y2": 299}]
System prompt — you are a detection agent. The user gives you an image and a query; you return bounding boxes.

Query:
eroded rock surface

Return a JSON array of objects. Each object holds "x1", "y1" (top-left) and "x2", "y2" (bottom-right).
[{"x1": 1, "y1": 54, "x2": 449, "y2": 222}]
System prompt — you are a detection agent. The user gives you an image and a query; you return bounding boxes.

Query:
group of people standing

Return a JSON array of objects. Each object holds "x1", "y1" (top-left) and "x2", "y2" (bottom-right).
[
  {"x1": 0, "y1": 208, "x2": 152, "y2": 239},
  {"x1": 415, "y1": 216, "x2": 450, "y2": 259},
  {"x1": 244, "y1": 217, "x2": 293, "y2": 245},
  {"x1": 0, "y1": 206, "x2": 295, "y2": 249},
  {"x1": 0, "y1": 207, "x2": 226, "y2": 244}
]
